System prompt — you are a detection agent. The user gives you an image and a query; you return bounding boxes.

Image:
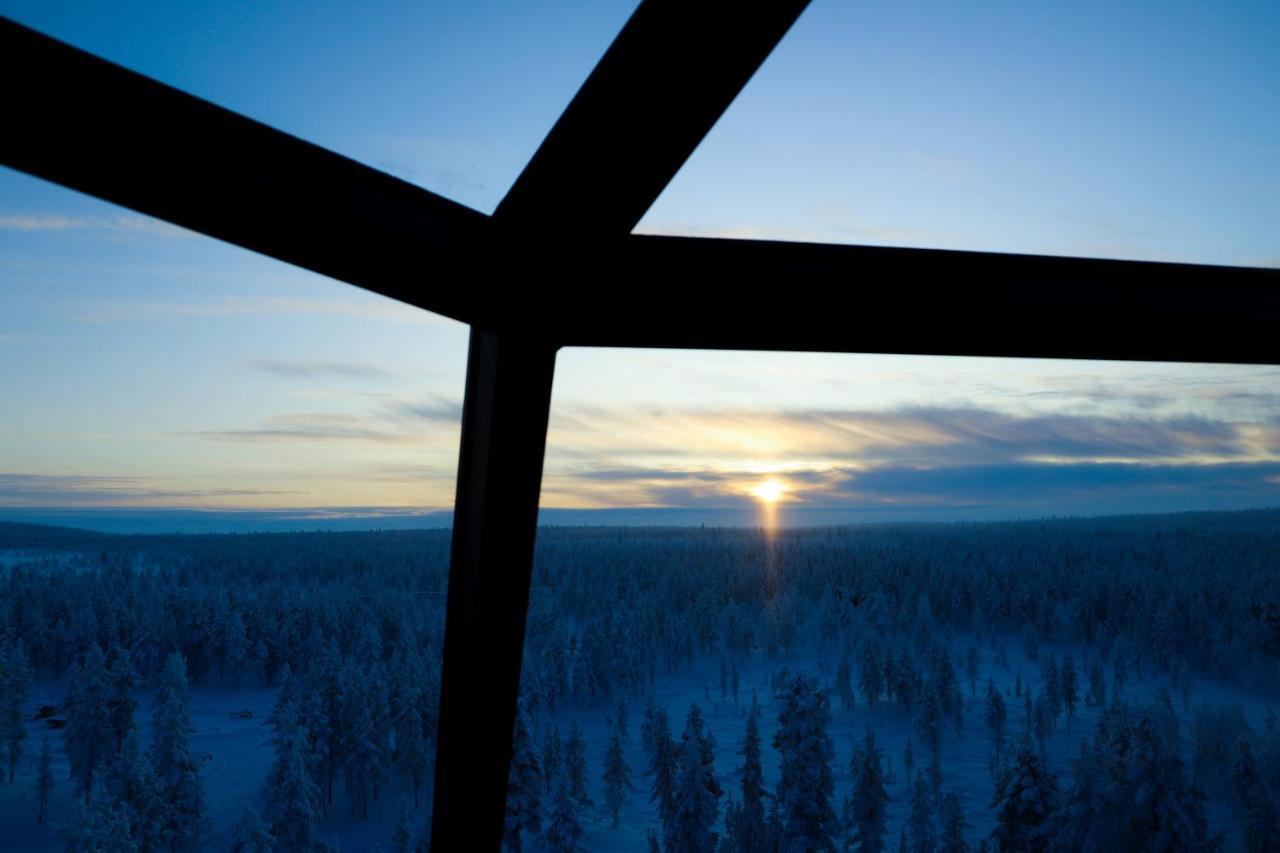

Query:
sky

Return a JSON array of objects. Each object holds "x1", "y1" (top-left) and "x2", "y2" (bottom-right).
[{"x1": 1, "y1": 0, "x2": 1278, "y2": 531}]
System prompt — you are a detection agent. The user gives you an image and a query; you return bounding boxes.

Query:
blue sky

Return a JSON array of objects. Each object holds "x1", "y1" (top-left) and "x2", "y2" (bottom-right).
[{"x1": 1, "y1": 1, "x2": 1278, "y2": 530}]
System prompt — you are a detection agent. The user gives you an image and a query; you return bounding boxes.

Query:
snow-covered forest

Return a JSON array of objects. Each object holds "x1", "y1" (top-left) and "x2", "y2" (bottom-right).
[{"x1": 1, "y1": 509, "x2": 1279, "y2": 850}]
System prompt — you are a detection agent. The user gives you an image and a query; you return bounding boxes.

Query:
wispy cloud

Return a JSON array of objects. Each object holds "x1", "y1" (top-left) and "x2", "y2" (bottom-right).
[
  {"x1": 248, "y1": 359, "x2": 396, "y2": 380},
  {"x1": 73, "y1": 296, "x2": 452, "y2": 326},
  {"x1": 184, "y1": 413, "x2": 409, "y2": 444},
  {"x1": 0, "y1": 473, "x2": 301, "y2": 507},
  {"x1": 0, "y1": 212, "x2": 190, "y2": 238},
  {"x1": 538, "y1": 403, "x2": 1280, "y2": 510}
]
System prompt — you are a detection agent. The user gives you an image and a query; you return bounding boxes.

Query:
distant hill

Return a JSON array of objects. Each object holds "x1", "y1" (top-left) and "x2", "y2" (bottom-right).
[{"x1": 0, "y1": 520, "x2": 115, "y2": 548}]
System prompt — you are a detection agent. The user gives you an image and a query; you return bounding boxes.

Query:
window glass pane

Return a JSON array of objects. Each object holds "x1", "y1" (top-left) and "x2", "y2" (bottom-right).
[
  {"x1": 0, "y1": 168, "x2": 465, "y2": 849},
  {"x1": 638, "y1": 0, "x2": 1280, "y2": 268},
  {"x1": 513, "y1": 346, "x2": 1280, "y2": 850},
  {"x1": 0, "y1": 0, "x2": 640, "y2": 213}
]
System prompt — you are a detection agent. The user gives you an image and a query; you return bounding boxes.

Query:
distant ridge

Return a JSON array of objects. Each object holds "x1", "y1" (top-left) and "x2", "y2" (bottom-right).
[{"x1": 0, "y1": 505, "x2": 1276, "y2": 540}]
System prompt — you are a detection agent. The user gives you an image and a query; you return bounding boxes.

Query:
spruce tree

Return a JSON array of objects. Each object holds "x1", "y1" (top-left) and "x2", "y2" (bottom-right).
[
  {"x1": 566, "y1": 722, "x2": 592, "y2": 810},
  {"x1": 773, "y1": 673, "x2": 836, "y2": 851},
  {"x1": 106, "y1": 727, "x2": 164, "y2": 851},
  {"x1": 907, "y1": 776, "x2": 936, "y2": 853},
  {"x1": 602, "y1": 710, "x2": 632, "y2": 827},
  {"x1": 1, "y1": 640, "x2": 32, "y2": 783},
  {"x1": 730, "y1": 695, "x2": 769, "y2": 852},
  {"x1": 504, "y1": 710, "x2": 543, "y2": 851},
  {"x1": 1060, "y1": 655, "x2": 1078, "y2": 727},
  {"x1": 983, "y1": 680, "x2": 1007, "y2": 772},
  {"x1": 265, "y1": 698, "x2": 323, "y2": 852},
  {"x1": 543, "y1": 772, "x2": 584, "y2": 853},
  {"x1": 989, "y1": 747, "x2": 1057, "y2": 852},
  {"x1": 231, "y1": 802, "x2": 277, "y2": 853},
  {"x1": 645, "y1": 705, "x2": 677, "y2": 828},
  {"x1": 152, "y1": 652, "x2": 207, "y2": 850},
  {"x1": 36, "y1": 734, "x2": 54, "y2": 825},
  {"x1": 396, "y1": 696, "x2": 429, "y2": 810},
  {"x1": 843, "y1": 729, "x2": 889, "y2": 853},
  {"x1": 938, "y1": 790, "x2": 970, "y2": 853},
  {"x1": 393, "y1": 796, "x2": 413, "y2": 853},
  {"x1": 543, "y1": 724, "x2": 563, "y2": 790},
  {"x1": 106, "y1": 645, "x2": 140, "y2": 756},
  {"x1": 63, "y1": 643, "x2": 113, "y2": 802},
  {"x1": 668, "y1": 704, "x2": 721, "y2": 852},
  {"x1": 1231, "y1": 736, "x2": 1280, "y2": 853}
]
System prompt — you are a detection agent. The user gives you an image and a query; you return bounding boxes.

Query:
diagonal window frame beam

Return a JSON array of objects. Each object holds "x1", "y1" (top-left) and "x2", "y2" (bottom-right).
[{"x1": 2, "y1": 5, "x2": 1278, "y2": 851}]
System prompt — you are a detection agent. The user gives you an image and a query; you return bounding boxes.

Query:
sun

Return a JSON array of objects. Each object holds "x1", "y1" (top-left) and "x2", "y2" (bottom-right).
[{"x1": 751, "y1": 478, "x2": 786, "y2": 504}]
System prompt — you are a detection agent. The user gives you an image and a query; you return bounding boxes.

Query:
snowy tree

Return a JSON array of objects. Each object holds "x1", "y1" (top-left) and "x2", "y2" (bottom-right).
[
  {"x1": 728, "y1": 695, "x2": 769, "y2": 852},
  {"x1": 151, "y1": 652, "x2": 207, "y2": 851},
  {"x1": 1231, "y1": 736, "x2": 1280, "y2": 853},
  {"x1": 566, "y1": 722, "x2": 592, "y2": 810},
  {"x1": 543, "y1": 724, "x2": 563, "y2": 790},
  {"x1": 543, "y1": 773, "x2": 584, "y2": 853},
  {"x1": 984, "y1": 680, "x2": 1007, "y2": 772},
  {"x1": 344, "y1": 678, "x2": 387, "y2": 820},
  {"x1": 393, "y1": 796, "x2": 413, "y2": 853},
  {"x1": 1, "y1": 639, "x2": 32, "y2": 782},
  {"x1": 602, "y1": 709, "x2": 632, "y2": 827},
  {"x1": 62, "y1": 787, "x2": 140, "y2": 853},
  {"x1": 231, "y1": 803, "x2": 277, "y2": 853},
  {"x1": 1059, "y1": 655, "x2": 1078, "y2": 726},
  {"x1": 907, "y1": 777, "x2": 936, "y2": 853},
  {"x1": 1042, "y1": 657, "x2": 1061, "y2": 730},
  {"x1": 938, "y1": 791, "x2": 970, "y2": 853},
  {"x1": 106, "y1": 645, "x2": 140, "y2": 755},
  {"x1": 36, "y1": 734, "x2": 54, "y2": 825},
  {"x1": 989, "y1": 747, "x2": 1057, "y2": 853},
  {"x1": 63, "y1": 643, "x2": 113, "y2": 802},
  {"x1": 915, "y1": 684, "x2": 944, "y2": 763},
  {"x1": 668, "y1": 704, "x2": 722, "y2": 852},
  {"x1": 859, "y1": 640, "x2": 885, "y2": 710},
  {"x1": 644, "y1": 705, "x2": 677, "y2": 828},
  {"x1": 837, "y1": 649, "x2": 856, "y2": 712},
  {"x1": 265, "y1": 698, "x2": 323, "y2": 852},
  {"x1": 1087, "y1": 659, "x2": 1106, "y2": 707},
  {"x1": 105, "y1": 727, "x2": 164, "y2": 851},
  {"x1": 843, "y1": 729, "x2": 889, "y2": 853},
  {"x1": 773, "y1": 673, "x2": 836, "y2": 851},
  {"x1": 504, "y1": 710, "x2": 543, "y2": 851},
  {"x1": 396, "y1": 695, "x2": 429, "y2": 810}
]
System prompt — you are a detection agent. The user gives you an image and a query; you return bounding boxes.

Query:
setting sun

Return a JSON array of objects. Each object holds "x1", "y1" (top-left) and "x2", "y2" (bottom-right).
[{"x1": 751, "y1": 478, "x2": 786, "y2": 504}]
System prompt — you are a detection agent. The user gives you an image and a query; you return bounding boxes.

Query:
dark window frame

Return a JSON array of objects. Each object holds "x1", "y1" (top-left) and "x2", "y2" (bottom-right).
[{"x1": 2, "y1": 4, "x2": 1277, "y2": 849}]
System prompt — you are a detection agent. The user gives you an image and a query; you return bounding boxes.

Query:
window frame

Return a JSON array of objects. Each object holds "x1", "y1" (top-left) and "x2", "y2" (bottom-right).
[{"x1": 2, "y1": 4, "x2": 1277, "y2": 849}]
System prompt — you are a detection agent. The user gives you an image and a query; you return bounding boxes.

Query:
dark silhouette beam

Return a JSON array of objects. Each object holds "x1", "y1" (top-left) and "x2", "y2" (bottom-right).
[
  {"x1": 538, "y1": 235, "x2": 1280, "y2": 364},
  {"x1": 436, "y1": 3, "x2": 811, "y2": 849},
  {"x1": 431, "y1": 330, "x2": 557, "y2": 852},
  {"x1": 494, "y1": 0, "x2": 811, "y2": 233},
  {"x1": 0, "y1": 18, "x2": 489, "y2": 325}
]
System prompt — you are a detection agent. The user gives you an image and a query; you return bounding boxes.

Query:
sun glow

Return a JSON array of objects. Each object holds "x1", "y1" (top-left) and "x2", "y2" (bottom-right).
[{"x1": 751, "y1": 478, "x2": 786, "y2": 504}]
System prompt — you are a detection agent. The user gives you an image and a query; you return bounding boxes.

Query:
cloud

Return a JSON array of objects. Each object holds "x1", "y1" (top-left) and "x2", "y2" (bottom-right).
[
  {"x1": 73, "y1": 296, "x2": 454, "y2": 326},
  {"x1": 248, "y1": 359, "x2": 396, "y2": 380},
  {"x1": 829, "y1": 461, "x2": 1280, "y2": 507},
  {"x1": 184, "y1": 413, "x2": 405, "y2": 443},
  {"x1": 0, "y1": 473, "x2": 300, "y2": 507},
  {"x1": 537, "y1": 403, "x2": 1280, "y2": 511},
  {"x1": 183, "y1": 403, "x2": 462, "y2": 444},
  {"x1": 386, "y1": 397, "x2": 463, "y2": 423},
  {"x1": 549, "y1": 404, "x2": 1263, "y2": 468},
  {"x1": 0, "y1": 213, "x2": 189, "y2": 238}
]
